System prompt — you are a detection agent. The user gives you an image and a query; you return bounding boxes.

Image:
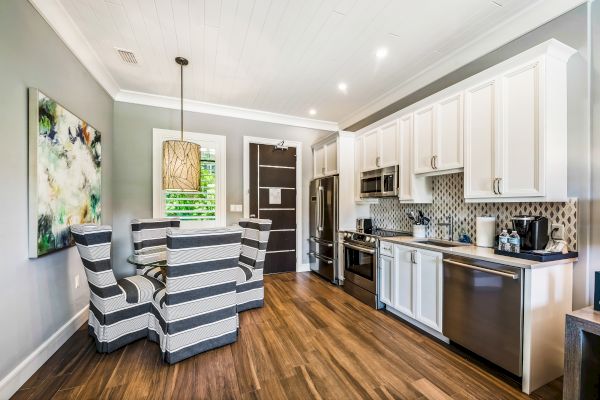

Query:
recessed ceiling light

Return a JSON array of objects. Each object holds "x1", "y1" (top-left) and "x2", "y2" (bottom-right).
[
  {"x1": 338, "y1": 82, "x2": 348, "y2": 93},
  {"x1": 309, "y1": 109, "x2": 317, "y2": 116},
  {"x1": 375, "y1": 47, "x2": 388, "y2": 59}
]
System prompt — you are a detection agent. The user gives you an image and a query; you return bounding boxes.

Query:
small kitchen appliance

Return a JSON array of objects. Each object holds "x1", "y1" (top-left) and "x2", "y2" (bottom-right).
[
  {"x1": 511, "y1": 215, "x2": 549, "y2": 250},
  {"x1": 356, "y1": 218, "x2": 373, "y2": 233}
]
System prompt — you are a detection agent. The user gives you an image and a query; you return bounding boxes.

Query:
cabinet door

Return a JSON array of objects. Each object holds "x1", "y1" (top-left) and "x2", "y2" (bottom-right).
[
  {"x1": 415, "y1": 250, "x2": 443, "y2": 332},
  {"x1": 398, "y1": 115, "x2": 413, "y2": 201},
  {"x1": 313, "y1": 145, "x2": 325, "y2": 178},
  {"x1": 435, "y1": 93, "x2": 463, "y2": 171},
  {"x1": 413, "y1": 105, "x2": 435, "y2": 174},
  {"x1": 379, "y1": 255, "x2": 394, "y2": 306},
  {"x1": 394, "y1": 245, "x2": 416, "y2": 318},
  {"x1": 379, "y1": 121, "x2": 398, "y2": 167},
  {"x1": 464, "y1": 80, "x2": 499, "y2": 198},
  {"x1": 324, "y1": 141, "x2": 338, "y2": 175},
  {"x1": 362, "y1": 129, "x2": 379, "y2": 171},
  {"x1": 499, "y1": 61, "x2": 544, "y2": 197}
]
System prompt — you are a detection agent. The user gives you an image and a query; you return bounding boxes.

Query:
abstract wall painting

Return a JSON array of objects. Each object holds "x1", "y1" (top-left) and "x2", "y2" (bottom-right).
[{"x1": 28, "y1": 88, "x2": 101, "y2": 258}]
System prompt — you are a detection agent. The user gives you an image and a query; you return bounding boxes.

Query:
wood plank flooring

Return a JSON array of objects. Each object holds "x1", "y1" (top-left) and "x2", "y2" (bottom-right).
[{"x1": 13, "y1": 272, "x2": 562, "y2": 399}]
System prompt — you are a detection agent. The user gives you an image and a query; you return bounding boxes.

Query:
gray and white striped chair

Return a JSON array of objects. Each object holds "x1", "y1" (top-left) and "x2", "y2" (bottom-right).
[
  {"x1": 237, "y1": 219, "x2": 272, "y2": 312},
  {"x1": 130, "y1": 218, "x2": 180, "y2": 282},
  {"x1": 71, "y1": 224, "x2": 164, "y2": 353},
  {"x1": 149, "y1": 226, "x2": 243, "y2": 364}
]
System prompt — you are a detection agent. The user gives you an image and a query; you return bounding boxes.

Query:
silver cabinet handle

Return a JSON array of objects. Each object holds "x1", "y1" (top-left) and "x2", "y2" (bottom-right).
[
  {"x1": 497, "y1": 178, "x2": 502, "y2": 195},
  {"x1": 343, "y1": 242, "x2": 375, "y2": 254},
  {"x1": 321, "y1": 167, "x2": 325, "y2": 174},
  {"x1": 433, "y1": 155, "x2": 438, "y2": 170},
  {"x1": 376, "y1": 156, "x2": 381, "y2": 167},
  {"x1": 492, "y1": 178, "x2": 498, "y2": 195},
  {"x1": 430, "y1": 156, "x2": 435, "y2": 170},
  {"x1": 410, "y1": 250, "x2": 417, "y2": 264},
  {"x1": 308, "y1": 252, "x2": 333, "y2": 264},
  {"x1": 445, "y1": 259, "x2": 519, "y2": 279}
]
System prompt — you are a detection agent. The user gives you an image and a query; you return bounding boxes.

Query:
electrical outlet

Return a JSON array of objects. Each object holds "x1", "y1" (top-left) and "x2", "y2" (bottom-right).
[
  {"x1": 551, "y1": 224, "x2": 565, "y2": 240},
  {"x1": 230, "y1": 204, "x2": 243, "y2": 212},
  {"x1": 75, "y1": 274, "x2": 80, "y2": 289}
]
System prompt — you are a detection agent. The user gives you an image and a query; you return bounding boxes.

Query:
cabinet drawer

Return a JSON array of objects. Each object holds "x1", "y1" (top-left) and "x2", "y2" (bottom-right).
[{"x1": 379, "y1": 241, "x2": 394, "y2": 257}]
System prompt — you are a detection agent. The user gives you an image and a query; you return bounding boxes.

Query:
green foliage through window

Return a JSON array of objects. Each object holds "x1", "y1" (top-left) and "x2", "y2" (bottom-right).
[{"x1": 165, "y1": 148, "x2": 216, "y2": 221}]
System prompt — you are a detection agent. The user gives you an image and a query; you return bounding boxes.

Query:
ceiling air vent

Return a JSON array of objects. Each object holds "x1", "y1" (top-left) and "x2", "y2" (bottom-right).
[{"x1": 115, "y1": 48, "x2": 138, "y2": 64}]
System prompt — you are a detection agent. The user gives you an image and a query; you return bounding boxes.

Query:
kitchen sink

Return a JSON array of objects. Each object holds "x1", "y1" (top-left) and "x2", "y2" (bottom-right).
[{"x1": 410, "y1": 239, "x2": 469, "y2": 248}]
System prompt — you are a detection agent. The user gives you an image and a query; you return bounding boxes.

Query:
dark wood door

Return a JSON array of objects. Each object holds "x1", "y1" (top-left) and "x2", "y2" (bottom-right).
[{"x1": 249, "y1": 143, "x2": 296, "y2": 274}]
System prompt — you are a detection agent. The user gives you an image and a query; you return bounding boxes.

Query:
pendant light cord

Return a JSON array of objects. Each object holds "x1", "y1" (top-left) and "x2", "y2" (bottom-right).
[{"x1": 180, "y1": 60, "x2": 183, "y2": 142}]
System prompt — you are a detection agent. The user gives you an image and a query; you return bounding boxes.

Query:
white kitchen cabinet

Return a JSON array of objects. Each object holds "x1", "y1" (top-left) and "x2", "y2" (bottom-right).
[
  {"x1": 413, "y1": 105, "x2": 436, "y2": 174},
  {"x1": 415, "y1": 249, "x2": 443, "y2": 332},
  {"x1": 393, "y1": 245, "x2": 417, "y2": 318},
  {"x1": 361, "y1": 129, "x2": 379, "y2": 171},
  {"x1": 359, "y1": 121, "x2": 399, "y2": 172},
  {"x1": 382, "y1": 244, "x2": 442, "y2": 333},
  {"x1": 398, "y1": 114, "x2": 432, "y2": 203},
  {"x1": 413, "y1": 93, "x2": 463, "y2": 175},
  {"x1": 379, "y1": 254, "x2": 394, "y2": 306},
  {"x1": 464, "y1": 79, "x2": 499, "y2": 198},
  {"x1": 313, "y1": 137, "x2": 338, "y2": 178},
  {"x1": 464, "y1": 41, "x2": 574, "y2": 202}
]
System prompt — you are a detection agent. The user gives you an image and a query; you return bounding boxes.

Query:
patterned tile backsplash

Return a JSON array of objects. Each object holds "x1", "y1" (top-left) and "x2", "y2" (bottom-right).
[{"x1": 370, "y1": 173, "x2": 577, "y2": 250}]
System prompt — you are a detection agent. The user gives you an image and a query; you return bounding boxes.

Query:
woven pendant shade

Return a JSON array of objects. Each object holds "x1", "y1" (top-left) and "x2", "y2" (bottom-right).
[{"x1": 162, "y1": 140, "x2": 201, "y2": 191}]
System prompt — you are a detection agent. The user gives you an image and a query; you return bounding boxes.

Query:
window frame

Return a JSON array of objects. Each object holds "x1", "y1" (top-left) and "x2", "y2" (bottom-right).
[{"x1": 152, "y1": 128, "x2": 226, "y2": 227}]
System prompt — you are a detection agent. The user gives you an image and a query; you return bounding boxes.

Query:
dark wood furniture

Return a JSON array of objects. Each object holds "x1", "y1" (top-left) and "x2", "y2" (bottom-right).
[{"x1": 564, "y1": 306, "x2": 600, "y2": 399}]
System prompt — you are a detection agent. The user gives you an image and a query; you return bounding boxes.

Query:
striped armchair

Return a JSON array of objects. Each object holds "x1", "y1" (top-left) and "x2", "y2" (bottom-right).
[
  {"x1": 237, "y1": 219, "x2": 272, "y2": 312},
  {"x1": 130, "y1": 218, "x2": 180, "y2": 281},
  {"x1": 149, "y1": 226, "x2": 243, "y2": 364},
  {"x1": 71, "y1": 224, "x2": 164, "y2": 353}
]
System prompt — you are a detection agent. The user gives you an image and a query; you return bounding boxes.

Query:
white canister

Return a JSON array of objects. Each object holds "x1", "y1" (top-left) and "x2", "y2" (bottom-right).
[
  {"x1": 413, "y1": 224, "x2": 427, "y2": 239},
  {"x1": 476, "y1": 216, "x2": 496, "y2": 247}
]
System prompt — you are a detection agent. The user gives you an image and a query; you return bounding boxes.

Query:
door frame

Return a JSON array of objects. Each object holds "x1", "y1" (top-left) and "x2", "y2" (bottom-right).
[{"x1": 242, "y1": 136, "x2": 304, "y2": 272}]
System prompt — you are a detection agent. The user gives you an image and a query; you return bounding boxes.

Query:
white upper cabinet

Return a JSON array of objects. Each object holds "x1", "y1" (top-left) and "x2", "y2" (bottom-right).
[
  {"x1": 464, "y1": 79, "x2": 499, "y2": 198},
  {"x1": 413, "y1": 105, "x2": 436, "y2": 174},
  {"x1": 359, "y1": 122, "x2": 400, "y2": 172},
  {"x1": 379, "y1": 121, "x2": 399, "y2": 168},
  {"x1": 398, "y1": 114, "x2": 433, "y2": 203},
  {"x1": 313, "y1": 137, "x2": 338, "y2": 178},
  {"x1": 435, "y1": 93, "x2": 463, "y2": 171},
  {"x1": 463, "y1": 39, "x2": 575, "y2": 202}
]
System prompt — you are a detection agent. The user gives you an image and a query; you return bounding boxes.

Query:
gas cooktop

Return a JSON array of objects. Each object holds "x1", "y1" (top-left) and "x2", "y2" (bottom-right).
[{"x1": 341, "y1": 228, "x2": 411, "y2": 247}]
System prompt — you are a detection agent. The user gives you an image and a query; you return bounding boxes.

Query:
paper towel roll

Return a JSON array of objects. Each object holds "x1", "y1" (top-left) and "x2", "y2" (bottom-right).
[{"x1": 476, "y1": 216, "x2": 496, "y2": 248}]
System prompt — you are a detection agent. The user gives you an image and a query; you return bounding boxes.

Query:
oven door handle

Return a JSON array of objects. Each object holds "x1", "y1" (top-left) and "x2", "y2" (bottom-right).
[
  {"x1": 307, "y1": 252, "x2": 333, "y2": 264},
  {"x1": 343, "y1": 242, "x2": 375, "y2": 254}
]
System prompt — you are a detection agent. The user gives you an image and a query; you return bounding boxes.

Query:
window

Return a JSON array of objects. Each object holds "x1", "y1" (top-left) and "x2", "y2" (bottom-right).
[{"x1": 153, "y1": 129, "x2": 226, "y2": 227}]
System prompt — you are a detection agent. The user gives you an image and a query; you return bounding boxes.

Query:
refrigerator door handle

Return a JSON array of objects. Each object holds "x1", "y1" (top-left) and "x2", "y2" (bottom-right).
[{"x1": 318, "y1": 186, "x2": 324, "y2": 232}]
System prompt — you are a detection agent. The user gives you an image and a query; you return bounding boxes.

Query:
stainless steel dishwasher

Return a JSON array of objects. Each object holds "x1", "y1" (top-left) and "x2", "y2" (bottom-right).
[{"x1": 443, "y1": 256, "x2": 524, "y2": 376}]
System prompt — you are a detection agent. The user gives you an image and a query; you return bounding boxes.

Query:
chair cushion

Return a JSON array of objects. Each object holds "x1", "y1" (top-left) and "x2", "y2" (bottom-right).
[
  {"x1": 118, "y1": 275, "x2": 164, "y2": 304},
  {"x1": 139, "y1": 265, "x2": 165, "y2": 283}
]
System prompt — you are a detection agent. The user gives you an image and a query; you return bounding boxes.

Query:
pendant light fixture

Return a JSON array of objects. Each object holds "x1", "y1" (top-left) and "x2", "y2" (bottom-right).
[{"x1": 162, "y1": 57, "x2": 201, "y2": 191}]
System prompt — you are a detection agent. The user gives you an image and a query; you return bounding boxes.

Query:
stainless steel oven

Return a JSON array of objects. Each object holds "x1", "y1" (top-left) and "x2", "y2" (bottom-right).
[
  {"x1": 341, "y1": 231, "x2": 380, "y2": 308},
  {"x1": 360, "y1": 166, "x2": 398, "y2": 198}
]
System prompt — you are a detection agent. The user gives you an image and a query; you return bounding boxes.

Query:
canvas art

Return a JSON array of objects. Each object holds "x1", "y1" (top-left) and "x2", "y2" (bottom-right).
[{"x1": 28, "y1": 89, "x2": 101, "y2": 258}]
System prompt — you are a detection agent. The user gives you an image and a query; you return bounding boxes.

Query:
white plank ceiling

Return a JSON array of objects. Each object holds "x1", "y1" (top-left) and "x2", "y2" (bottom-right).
[{"x1": 57, "y1": 0, "x2": 541, "y2": 123}]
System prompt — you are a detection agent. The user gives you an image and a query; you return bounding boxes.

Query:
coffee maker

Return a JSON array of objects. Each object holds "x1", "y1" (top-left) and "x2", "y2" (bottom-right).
[{"x1": 511, "y1": 215, "x2": 549, "y2": 250}]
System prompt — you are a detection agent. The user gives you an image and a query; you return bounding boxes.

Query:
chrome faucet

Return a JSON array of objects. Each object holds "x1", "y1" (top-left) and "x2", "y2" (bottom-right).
[{"x1": 437, "y1": 216, "x2": 454, "y2": 241}]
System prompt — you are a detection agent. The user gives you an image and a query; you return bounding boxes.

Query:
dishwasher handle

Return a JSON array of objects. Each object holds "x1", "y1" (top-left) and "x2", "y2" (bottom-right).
[{"x1": 445, "y1": 259, "x2": 519, "y2": 280}]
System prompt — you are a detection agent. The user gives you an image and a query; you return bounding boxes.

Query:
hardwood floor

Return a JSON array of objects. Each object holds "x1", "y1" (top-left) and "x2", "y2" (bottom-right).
[{"x1": 13, "y1": 272, "x2": 562, "y2": 399}]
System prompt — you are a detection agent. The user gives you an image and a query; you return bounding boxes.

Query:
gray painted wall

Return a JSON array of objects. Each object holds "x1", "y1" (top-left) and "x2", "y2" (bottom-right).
[
  {"x1": 0, "y1": 0, "x2": 113, "y2": 384},
  {"x1": 112, "y1": 102, "x2": 330, "y2": 277},
  {"x1": 590, "y1": 0, "x2": 600, "y2": 311},
  {"x1": 356, "y1": 6, "x2": 591, "y2": 308}
]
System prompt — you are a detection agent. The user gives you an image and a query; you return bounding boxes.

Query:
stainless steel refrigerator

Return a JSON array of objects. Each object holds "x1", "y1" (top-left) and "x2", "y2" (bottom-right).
[{"x1": 309, "y1": 175, "x2": 339, "y2": 283}]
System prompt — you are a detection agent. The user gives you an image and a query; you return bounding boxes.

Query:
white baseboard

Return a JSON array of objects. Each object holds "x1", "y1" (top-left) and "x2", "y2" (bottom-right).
[
  {"x1": 0, "y1": 306, "x2": 89, "y2": 399},
  {"x1": 297, "y1": 263, "x2": 310, "y2": 272}
]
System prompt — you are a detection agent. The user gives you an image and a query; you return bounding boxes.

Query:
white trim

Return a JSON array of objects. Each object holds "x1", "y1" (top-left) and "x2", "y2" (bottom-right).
[
  {"x1": 0, "y1": 306, "x2": 88, "y2": 399},
  {"x1": 297, "y1": 263, "x2": 311, "y2": 272},
  {"x1": 116, "y1": 90, "x2": 338, "y2": 132},
  {"x1": 339, "y1": 0, "x2": 585, "y2": 129},
  {"x1": 243, "y1": 136, "x2": 303, "y2": 272},
  {"x1": 152, "y1": 129, "x2": 227, "y2": 228},
  {"x1": 28, "y1": 0, "x2": 119, "y2": 97}
]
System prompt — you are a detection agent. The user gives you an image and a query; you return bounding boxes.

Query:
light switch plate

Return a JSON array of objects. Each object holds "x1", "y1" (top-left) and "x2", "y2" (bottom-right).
[
  {"x1": 230, "y1": 204, "x2": 243, "y2": 212},
  {"x1": 551, "y1": 224, "x2": 565, "y2": 240}
]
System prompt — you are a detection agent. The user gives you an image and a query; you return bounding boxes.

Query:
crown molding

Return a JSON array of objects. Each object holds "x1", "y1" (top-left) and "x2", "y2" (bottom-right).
[
  {"x1": 28, "y1": 0, "x2": 119, "y2": 97},
  {"x1": 115, "y1": 90, "x2": 339, "y2": 131},
  {"x1": 339, "y1": 0, "x2": 586, "y2": 130}
]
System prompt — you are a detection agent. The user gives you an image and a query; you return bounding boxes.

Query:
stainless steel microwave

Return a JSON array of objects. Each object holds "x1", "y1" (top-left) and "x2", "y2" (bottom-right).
[{"x1": 360, "y1": 166, "x2": 398, "y2": 198}]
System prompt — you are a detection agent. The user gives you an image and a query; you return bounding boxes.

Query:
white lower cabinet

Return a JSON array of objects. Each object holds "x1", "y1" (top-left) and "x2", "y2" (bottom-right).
[{"x1": 379, "y1": 243, "x2": 443, "y2": 333}]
